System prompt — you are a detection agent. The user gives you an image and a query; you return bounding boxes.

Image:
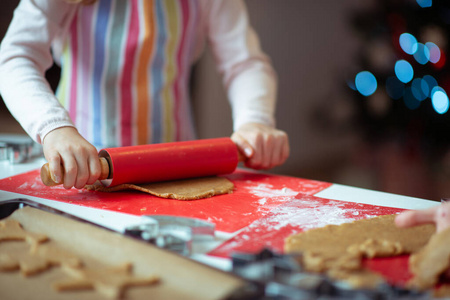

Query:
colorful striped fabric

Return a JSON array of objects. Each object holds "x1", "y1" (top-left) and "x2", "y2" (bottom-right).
[{"x1": 56, "y1": 0, "x2": 199, "y2": 148}]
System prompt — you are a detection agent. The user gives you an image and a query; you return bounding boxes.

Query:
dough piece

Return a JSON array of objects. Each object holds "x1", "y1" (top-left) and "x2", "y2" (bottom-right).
[
  {"x1": 53, "y1": 263, "x2": 160, "y2": 299},
  {"x1": 0, "y1": 219, "x2": 81, "y2": 276},
  {"x1": 285, "y1": 214, "x2": 435, "y2": 288},
  {"x1": 0, "y1": 242, "x2": 81, "y2": 276},
  {"x1": 348, "y1": 238, "x2": 403, "y2": 258},
  {"x1": 86, "y1": 176, "x2": 234, "y2": 200},
  {"x1": 0, "y1": 246, "x2": 35, "y2": 272},
  {"x1": 434, "y1": 285, "x2": 450, "y2": 298},
  {"x1": 0, "y1": 219, "x2": 48, "y2": 245},
  {"x1": 328, "y1": 268, "x2": 385, "y2": 289},
  {"x1": 0, "y1": 218, "x2": 160, "y2": 299},
  {"x1": 408, "y1": 226, "x2": 450, "y2": 291}
]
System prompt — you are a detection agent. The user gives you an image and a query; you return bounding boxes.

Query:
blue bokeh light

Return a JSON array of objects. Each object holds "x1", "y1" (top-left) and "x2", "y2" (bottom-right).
[
  {"x1": 423, "y1": 75, "x2": 438, "y2": 96},
  {"x1": 399, "y1": 33, "x2": 418, "y2": 55},
  {"x1": 420, "y1": 79, "x2": 430, "y2": 98},
  {"x1": 395, "y1": 60, "x2": 414, "y2": 83},
  {"x1": 347, "y1": 79, "x2": 356, "y2": 91},
  {"x1": 413, "y1": 43, "x2": 431, "y2": 65},
  {"x1": 416, "y1": 0, "x2": 432, "y2": 8},
  {"x1": 355, "y1": 71, "x2": 377, "y2": 96},
  {"x1": 385, "y1": 76, "x2": 405, "y2": 100},
  {"x1": 431, "y1": 86, "x2": 445, "y2": 97},
  {"x1": 425, "y1": 42, "x2": 441, "y2": 64},
  {"x1": 411, "y1": 78, "x2": 428, "y2": 101},
  {"x1": 431, "y1": 89, "x2": 449, "y2": 114},
  {"x1": 403, "y1": 87, "x2": 421, "y2": 110}
]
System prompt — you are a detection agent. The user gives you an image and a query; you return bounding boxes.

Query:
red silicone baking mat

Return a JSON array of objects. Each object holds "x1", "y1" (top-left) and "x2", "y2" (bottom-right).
[
  {"x1": 209, "y1": 193, "x2": 406, "y2": 257},
  {"x1": 208, "y1": 193, "x2": 412, "y2": 286},
  {"x1": 0, "y1": 169, "x2": 331, "y2": 233}
]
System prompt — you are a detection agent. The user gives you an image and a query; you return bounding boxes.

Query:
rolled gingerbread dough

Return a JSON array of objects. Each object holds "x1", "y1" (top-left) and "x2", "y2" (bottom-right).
[
  {"x1": 86, "y1": 176, "x2": 234, "y2": 200},
  {"x1": 285, "y1": 214, "x2": 435, "y2": 288}
]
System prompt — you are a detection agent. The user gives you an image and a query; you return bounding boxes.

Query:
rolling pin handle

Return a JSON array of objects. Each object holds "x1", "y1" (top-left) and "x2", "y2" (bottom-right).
[
  {"x1": 99, "y1": 156, "x2": 111, "y2": 179},
  {"x1": 40, "y1": 157, "x2": 111, "y2": 187},
  {"x1": 40, "y1": 163, "x2": 59, "y2": 187}
]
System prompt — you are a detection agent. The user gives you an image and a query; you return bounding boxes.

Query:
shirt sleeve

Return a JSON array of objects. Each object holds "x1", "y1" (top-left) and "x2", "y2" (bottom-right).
[
  {"x1": 205, "y1": 0, "x2": 277, "y2": 131},
  {"x1": 0, "y1": 0, "x2": 76, "y2": 144}
]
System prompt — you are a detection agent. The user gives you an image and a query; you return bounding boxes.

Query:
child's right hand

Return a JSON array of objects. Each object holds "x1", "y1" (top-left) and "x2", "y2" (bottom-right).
[{"x1": 42, "y1": 127, "x2": 101, "y2": 189}]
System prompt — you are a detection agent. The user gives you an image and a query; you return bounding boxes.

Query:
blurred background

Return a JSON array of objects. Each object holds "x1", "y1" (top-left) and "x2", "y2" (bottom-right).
[{"x1": 1, "y1": 0, "x2": 449, "y2": 200}]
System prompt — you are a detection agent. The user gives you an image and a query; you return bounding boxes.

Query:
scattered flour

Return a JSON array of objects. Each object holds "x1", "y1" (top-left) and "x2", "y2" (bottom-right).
[
  {"x1": 17, "y1": 182, "x2": 29, "y2": 189},
  {"x1": 245, "y1": 183, "x2": 299, "y2": 214},
  {"x1": 207, "y1": 216, "x2": 224, "y2": 223},
  {"x1": 258, "y1": 198, "x2": 268, "y2": 205},
  {"x1": 253, "y1": 197, "x2": 377, "y2": 231},
  {"x1": 246, "y1": 183, "x2": 298, "y2": 199}
]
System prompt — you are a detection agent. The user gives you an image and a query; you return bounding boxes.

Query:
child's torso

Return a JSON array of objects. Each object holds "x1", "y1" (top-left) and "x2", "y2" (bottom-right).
[{"x1": 56, "y1": 0, "x2": 205, "y2": 147}]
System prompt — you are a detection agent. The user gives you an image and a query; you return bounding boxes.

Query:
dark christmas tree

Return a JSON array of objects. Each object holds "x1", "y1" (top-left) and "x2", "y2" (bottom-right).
[{"x1": 349, "y1": 0, "x2": 450, "y2": 157}]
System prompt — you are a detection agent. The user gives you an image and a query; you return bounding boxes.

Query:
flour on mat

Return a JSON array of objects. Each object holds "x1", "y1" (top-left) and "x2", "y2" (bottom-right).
[
  {"x1": 256, "y1": 197, "x2": 377, "y2": 231},
  {"x1": 17, "y1": 182, "x2": 30, "y2": 190},
  {"x1": 246, "y1": 184, "x2": 299, "y2": 214},
  {"x1": 207, "y1": 217, "x2": 224, "y2": 223},
  {"x1": 246, "y1": 184, "x2": 298, "y2": 199},
  {"x1": 258, "y1": 198, "x2": 268, "y2": 205}
]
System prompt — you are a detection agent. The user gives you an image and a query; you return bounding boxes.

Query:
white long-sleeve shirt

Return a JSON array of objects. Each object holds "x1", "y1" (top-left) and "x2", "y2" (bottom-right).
[{"x1": 0, "y1": 0, "x2": 277, "y2": 148}]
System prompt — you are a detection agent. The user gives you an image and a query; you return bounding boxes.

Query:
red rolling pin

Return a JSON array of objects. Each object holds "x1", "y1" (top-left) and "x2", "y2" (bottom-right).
[{"x1": 41, "y1": 137, "x2": 243, "y2": 187}]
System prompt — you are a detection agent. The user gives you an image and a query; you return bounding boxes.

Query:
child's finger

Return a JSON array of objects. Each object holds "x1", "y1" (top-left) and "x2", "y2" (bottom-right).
[
  {"x1": 61, "y1": 155, "x2": 77, "y2": 189},
  {"x1": 231, "y1": 133, "x2": 254, "y2": 159},
  {"x1": 247, "y1": 133, "x2": 263, "y2": 169},
  {"x1": 436, "y1": 204, "x2": 450, "y2": 232},
  {"x1": 74, "y1": 156, "x2": 90, "y2": 189},
  {"x1": 260, "y1": 135, "x2": 274, "y2": 169},
  {"x1": 281, "y1": 136, "x2": 290, "y2": 162},
  {"x1": 47, "y1": 154, "x2": 62, "y2": 184},
  {"x1": 395, "y1": 208, "x2": 437, "y2": 228},
  {"x1": 87, "y1": 155, "x2": 102, "y2": 185},
  {"x1": 270, "y1": 137, "x2": 284, "y2": 168}
]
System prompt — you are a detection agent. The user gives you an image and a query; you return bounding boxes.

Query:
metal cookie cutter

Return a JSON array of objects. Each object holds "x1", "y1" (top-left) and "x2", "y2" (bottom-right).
[
  {"x1": 0, "y1": 134, "x2": 42, "y2": 164},
  {"x1": 124, "y1": 215, "x2": 215, "y2": 256}
]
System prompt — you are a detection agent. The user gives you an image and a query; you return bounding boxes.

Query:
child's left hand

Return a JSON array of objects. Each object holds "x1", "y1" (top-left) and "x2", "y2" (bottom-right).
[
  {"x1": 395, "y1": 201, "x2": 450, "y2": 233},
  {"x1": 231, "y1": 123, "x2": 289, "y2": 170}
]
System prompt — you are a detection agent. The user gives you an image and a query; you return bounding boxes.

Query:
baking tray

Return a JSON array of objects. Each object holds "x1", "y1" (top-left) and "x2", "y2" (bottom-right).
[{"x1": 0, "y1": 199, "x2": 246, "y2": 300}]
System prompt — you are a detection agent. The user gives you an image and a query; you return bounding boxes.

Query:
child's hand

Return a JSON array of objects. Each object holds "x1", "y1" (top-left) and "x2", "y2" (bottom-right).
[
  {"x1": 42, "y1": 127, "x2": 101, "y2": 189},
  {"x1": 395, "y1": 201, "x2": 450, "y2": 233},
  {"x1": 231, "y1": 123, "x2": 289, "y2": 170}
]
